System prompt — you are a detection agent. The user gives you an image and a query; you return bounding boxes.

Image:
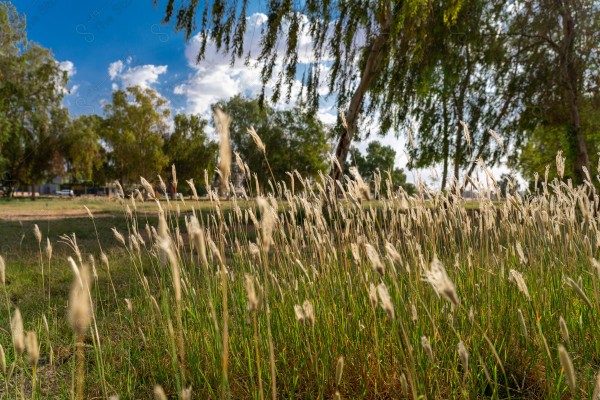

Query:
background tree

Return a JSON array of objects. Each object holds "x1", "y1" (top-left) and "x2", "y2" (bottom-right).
[
  {"x1": 103, "y1": 86, "x2": 170, "y2": 184},
  {"x1": 409, "y1": 1, "x2": 517, "y2": 190},
  {"x1": 59, "y1": 114, "x2": 104, "y2": 182},
  {"x1": 503, "y1": 0, "x2": 600, "y2": 184},
  {"x1": 157, "y1": 0, "x2": 466, "y2": 181},
  {"x1": 164, "y1": 114, "x2": 218, "y2": 193},
  {"x1": 0, "y1": 2, "x2": 69, "y2": 196},
  {"x1": 219, "y1": 95, "x2": 330, "y2": 190},
  {"x1": 348, "y1": 141, "x2": 415, "y2": 194}
]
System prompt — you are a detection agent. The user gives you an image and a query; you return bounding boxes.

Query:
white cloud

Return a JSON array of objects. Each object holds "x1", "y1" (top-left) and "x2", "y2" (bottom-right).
[
  {"x1": 176, "y1": 13, "x2": 331, "y2": 117},
  {"x1": 108, "y1": 59, "x2": 168, "y2": 90},
  {"x1": 58, "y1": 60, "x2": 77, "y2": 77},
  {"x1": 108, "y1": 60, "x2": 124, "y2": 80}
]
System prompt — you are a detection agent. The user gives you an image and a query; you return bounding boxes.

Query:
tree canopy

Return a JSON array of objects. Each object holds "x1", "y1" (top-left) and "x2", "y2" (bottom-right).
[
  {"x1": 219, "y1": 95, "x2": 330, "y2": 191},
  {"x1": 0, "y1": 2, "x2": 69, "y2": 195}
]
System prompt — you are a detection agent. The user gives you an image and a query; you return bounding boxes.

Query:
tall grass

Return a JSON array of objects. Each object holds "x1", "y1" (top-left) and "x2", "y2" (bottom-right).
[{"x1": 1, "y1": 137, "x2": 600, "y2": 398}]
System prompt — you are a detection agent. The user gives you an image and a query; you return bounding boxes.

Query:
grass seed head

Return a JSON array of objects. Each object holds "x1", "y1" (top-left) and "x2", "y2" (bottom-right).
[
  {"x1": 424, "y1": 256, "x2": 460, "y2": 305},
  {"x1": 68, "y1": 263, "x2": 92, "y2": 336},
  {"x1": 245, "y1": 274, "x2": 259, "y2": 312},
  {"x1": 559, "y1": 316, "x2": 569, "y2": 345},
  {"x1": 335, "y1": 356, "x2": 344, "y2": 386},
  {"x1": 365, "y1": 244, "x2": 384, "y2": 275},
  {"x1": 33, "y1": 224, "x2": 42, "y2": 244},
  {"x1": 0, "y1": 255, "x2": 5, "y2": 285},
  {"x1": 11, "y1": 308, "x2": 25, "y2": 356},
  {"x1": 0, "y1": 344, "x2": 5, "y2": 374},
  {"x1": 377, "y1": 283, "x2": 394, "y2": 319},
  {"x1": 421, "y1": 336, "x2": 434, "y2": 361},
  {"x1": 247, "y1": 126, "x2": 266, "y2": 154},
  {"x1": 368, "y1": 283, "x2": 378, "y2": 308},
  {"x1": 153, "y1": 385, "x2": 167, "y2": 400},
  {"x1": 46, "y1": 238, "x2": 52, "y2": 260},
  {"x1": 558, "y1": 344, "x2": 576, "y2": 392},
  {"x1": 508, "y1": 269, "x2": 531, "y2": 301},
  {"x1": 25, "y1": 331, "x2": 39, "y2": 366},
  {"x1": 458, "y1": 341, "x2": 469, "y2": 375},
  {"x1": 214, "y1": 107, "x2": 232, "y2": 196}
]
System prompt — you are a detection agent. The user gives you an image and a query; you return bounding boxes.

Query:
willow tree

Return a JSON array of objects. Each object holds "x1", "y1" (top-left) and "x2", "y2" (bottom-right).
[
  {"x1": 503, "y1": 0, "x2": 600, "y2": 185},
  {"x1": 156, "y1": 0, "x2": 464, "y2": 180}
]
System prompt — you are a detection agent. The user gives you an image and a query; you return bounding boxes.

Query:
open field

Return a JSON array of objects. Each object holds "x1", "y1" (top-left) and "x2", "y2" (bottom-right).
[{"x1": 1, "y1": 182, "x2": 600, "y2": 399}]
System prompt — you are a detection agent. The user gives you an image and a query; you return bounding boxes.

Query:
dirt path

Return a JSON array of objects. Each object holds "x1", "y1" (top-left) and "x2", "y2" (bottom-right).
[{"x1": 0, "y1": 209, "x2": 115, "y2": 221}]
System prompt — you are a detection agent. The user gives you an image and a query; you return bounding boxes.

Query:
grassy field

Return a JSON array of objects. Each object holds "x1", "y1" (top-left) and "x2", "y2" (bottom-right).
[{"x1": 0, "y1": 182, "x2": 599, "y2": 399}]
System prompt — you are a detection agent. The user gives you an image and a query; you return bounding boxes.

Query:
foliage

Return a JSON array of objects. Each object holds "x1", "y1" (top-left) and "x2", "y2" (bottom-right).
[
  {"x1": 102, "y1": 86, "x2": 170, "y2": 184},
  {"x1": 59, "y1": 114, "x2": 105, "y2": 182},
  {"x1": 502, "y1": 0, "x2": 600, "y2": 183},
  {"x1": 163, "y1": 114, "x2": 219, "y2": 192},
  {"x1": 0, "y1": 2, "x2": 69, "y2": 195},
  {"x1": 219, "y1": 95, "x2": 330, "y2": 190},
  {"x1": 349, "y1": 141, "x2": 414, "y2": 194}
]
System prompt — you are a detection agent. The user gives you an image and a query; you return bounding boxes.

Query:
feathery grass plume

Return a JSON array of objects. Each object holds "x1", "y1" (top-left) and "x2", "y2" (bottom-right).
[
  {"x1": 257, "y1": 197, "x2": 275, "y2": 252},
  {"x1": 592, "y1": 257, "x2": 600, "y2": 280},
  {"x1": 68, "y1": 257, "x2": 83, "y2": 289},
  {"x1": 411, "y1": 303, "x2": 418, "y2": 323},
  {"x1": 508, "y1": 269, "x2": 531, "y2": 301},
  {"x1": 349, "y1": 166, "x2": 370, "y2": 200},
  {"x1": 458, "y1": 341, "x2": 469, "y2": 375},
  {"x1": 186, "y1": 179, "x2": 199, "y2": 200},
  {"x1": 189, "y1": 216, "x2": 208, "y2": 266},
  {"x1": 111, "y1": 227, "x2": 126, "y2": 246},
  {"x1": 114, "y1": 180, "x2": 124, "y2": 198},
  {"x1": 559, "y1": 316, "x2": 570, "y2": 345},
  {"x1": 25, "y1": 331, "x2": 39, "y2": 366},
  {"x1": 33, "y1": 224, "x2": 42, "y2": 244},
  {"x1": 302, "y1": 300, "x2": 315, "y2": 326},
  {"x1": 377, "y1": 283, "x2": 394, "y2": 319},
  {"x1": 368, "y1": 283, "x2": 378, "y2": 308},
  {"x1": 245, "y1": 274, "x2": 259, "y2": 312},
  {"x1": 365, "y1": 243, "x2": 384, "y2": 275},
  {"x1": 517, "y1": 308, "x2": 528, "y2": 339},
  {"x1": 69, "y1": 262, "x2": 91, "y2": 336},
  {"x1": 400, "y1": 373, "x2": 408, "y2": 395},
  {"x1": 84, "y1": 205, "x2": 93, "y2": 219},
  {"x1": 214, "y1": 107, "x2": 232, "y2": 196},
  {"x1": 0, "y1": 344, "x2": 5, "y2": 374},
  {"x1": 567, "y1": 277, "x2": 593, "y2": 308},
  {"x1": 140, "y1": 177, "x2": 155, "y2": 199},
  {"x1": 153, "y1": 385, "x2": 167, "y2": 400},
  {"x1": 46, "y1": 238, "x2": 52, "y2": 260},
  {"x1": 171, "y1": 163, "x2": 178, "y2": 190},
  {"x1": 385, "y1": 241, "x2": 402, "y2": 264},
  {"x1": 592, "y1": 371, "x2": 600, "y2": 400},
  {"x1": 0, "y1": 255, "x2": 5, "y2": 285},
  {"x1": 488, "y1": 129, "x2": 504, "y2": 150},
  {"x1": 459, "y1": 120, "x2": 471, "y2": 147},
  {"x1": 421, "y1": 336, "x2": 434, "y2": 361},
  {"x1": 248, "y1": 126, "x2": 266, "y2": 154},
  {"x1": 424, "y1": 255, "x2": 460, "y2": 305},
  {"x1": 294, "y1": 305, "x2": 305, "y2": 322},
  {"x1": 11, "y1": 308, "x2": 25, "y2": 355},
  {"x1": 335, "y1": 356, "x2": 344, "y2": 386},
  {"x1": 515, "y1": 242, "x2": 527, "y2": 264},
  {"x1": 556, "y1": 150, "x2": 566, "y2": 179},
  {"x1": 558, "y1": 344, "x2": 576, "y2": 392}
]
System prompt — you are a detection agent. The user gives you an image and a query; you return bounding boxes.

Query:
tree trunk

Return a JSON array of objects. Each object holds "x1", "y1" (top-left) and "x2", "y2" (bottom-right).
[
  {"x1": 441, "y1": 97, "x2": 450, "y2": 191},
  {"x1": 330, "y1": 29, "x2": 389, "y2": 181},
  {"x1": 558, "y1": 3, "x2": 590, "y2": 184}
]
